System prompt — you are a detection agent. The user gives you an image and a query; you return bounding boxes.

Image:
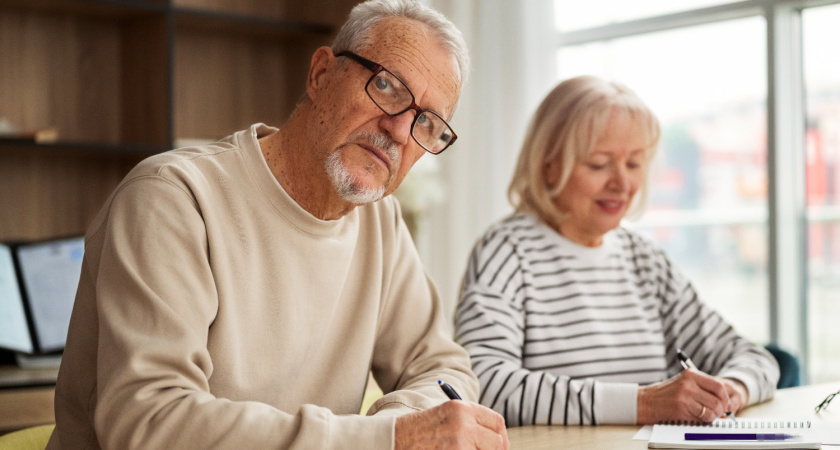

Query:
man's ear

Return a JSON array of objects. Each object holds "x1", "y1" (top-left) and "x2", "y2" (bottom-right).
[{"x1": 306, "y1": 46, "x2": 335, "y2": 100}]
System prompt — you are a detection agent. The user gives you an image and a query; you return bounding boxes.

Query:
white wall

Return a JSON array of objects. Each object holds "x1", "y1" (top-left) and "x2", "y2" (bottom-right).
[{"x1": 418, "y1": 0, "x2": 558, "y2": 319}]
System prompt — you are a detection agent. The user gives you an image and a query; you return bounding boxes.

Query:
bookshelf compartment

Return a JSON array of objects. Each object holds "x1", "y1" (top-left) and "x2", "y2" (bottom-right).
[
  {"x1": 174, "y1": 30, "x2": 325, "y2": 141},
  {"x1": 0, "y1": 5, "x2": 168, "y2": 146}
]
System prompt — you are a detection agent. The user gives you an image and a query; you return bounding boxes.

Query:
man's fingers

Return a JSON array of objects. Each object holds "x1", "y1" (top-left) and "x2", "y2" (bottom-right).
[
  {"x1": 443, "y1": 401, "x2": 509, "y2": 450},
  {"x1": 473, "y1": 427, "x2": 508, "y2": 450},
  {"x1": 472, "y1": 403, "x2": 507, "y2": 434},
  {"x1": 395, "y1": 402, "x2": 510, "y2": 450}
]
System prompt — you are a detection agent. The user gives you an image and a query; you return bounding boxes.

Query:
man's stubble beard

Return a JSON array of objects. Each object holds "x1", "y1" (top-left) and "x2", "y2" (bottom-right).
[{"x1": 326, "y1": 131, "x2": 401, "y2": 205}]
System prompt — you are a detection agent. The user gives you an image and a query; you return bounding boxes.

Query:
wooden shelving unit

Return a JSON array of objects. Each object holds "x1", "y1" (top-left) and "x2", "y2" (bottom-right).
[{"x1": 0, "y1": 0, "x2": 359, "y2": 240}]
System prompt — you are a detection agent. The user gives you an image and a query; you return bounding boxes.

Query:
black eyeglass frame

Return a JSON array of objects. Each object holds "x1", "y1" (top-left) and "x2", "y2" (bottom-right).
[
  {"x1": 335, "y1": 50, "x2": 457, "y2": 155},
  {"x1": 815, "y1": 389, "x2": 839, "y2": 413}
]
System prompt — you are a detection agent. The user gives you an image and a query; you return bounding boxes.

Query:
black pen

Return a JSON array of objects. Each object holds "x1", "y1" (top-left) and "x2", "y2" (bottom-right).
[
  {"x1": 676, "y1": 348, "x2": 698, "y2": 370},
  {"x1": 438, "y1": 380, "x2": 462, "y2": 400},
  {"x1": 676, "y1": 348, "x2": 737, "y2": 423}
]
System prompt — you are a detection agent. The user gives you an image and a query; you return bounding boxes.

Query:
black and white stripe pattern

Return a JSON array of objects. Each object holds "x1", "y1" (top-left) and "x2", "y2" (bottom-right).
[{"x1": 455, "y1": 213, "x2": 779, "y2": 426}]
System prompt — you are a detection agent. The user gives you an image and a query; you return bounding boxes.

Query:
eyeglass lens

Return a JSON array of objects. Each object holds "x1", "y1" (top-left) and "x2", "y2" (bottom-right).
[{"x1": 366, "y1": 70, "x2": 454, "y2": 154}]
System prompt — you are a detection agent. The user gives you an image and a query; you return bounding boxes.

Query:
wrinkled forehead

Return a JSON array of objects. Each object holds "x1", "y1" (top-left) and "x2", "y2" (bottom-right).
[{"x1": 361, "y1": 17, "x2": 461, "y2": 118}]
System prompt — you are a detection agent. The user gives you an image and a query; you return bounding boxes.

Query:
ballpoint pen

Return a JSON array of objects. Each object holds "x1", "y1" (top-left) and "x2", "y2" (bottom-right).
[
  {"x1": 438, "y1": 380, "x2": 462, "y2": 400},
  {"x1": 675, "y1": 348, "x2": 698, "y2": 370},
  {"x1": 676, "y1": 348, "x2": 737, "y2": 423}
]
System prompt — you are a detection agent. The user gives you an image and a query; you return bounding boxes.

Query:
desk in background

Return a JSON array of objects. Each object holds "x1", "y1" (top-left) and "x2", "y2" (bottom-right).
[
  {"x1": 507, "y1": 382, "x2": 840, "y2": 449},
  {"x1": 0, "y1": 365, "x2": 58, "y2": 435}
]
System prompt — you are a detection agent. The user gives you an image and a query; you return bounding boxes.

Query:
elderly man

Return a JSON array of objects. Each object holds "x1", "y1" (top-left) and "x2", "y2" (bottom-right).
[{"x1": 47, "y1": 1, "x2": 508, "y2": 449}]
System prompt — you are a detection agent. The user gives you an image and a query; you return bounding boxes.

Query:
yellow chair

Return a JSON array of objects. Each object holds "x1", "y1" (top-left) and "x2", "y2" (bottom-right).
[
  {"x1": 360, "y1": 373, "x2": 384, "y2": 415},
  {"x1": 0, "y1": 424, "x2": 54, "y2": 450}
]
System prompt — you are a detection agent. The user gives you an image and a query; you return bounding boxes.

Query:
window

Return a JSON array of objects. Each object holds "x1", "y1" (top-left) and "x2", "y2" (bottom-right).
[
  {"x1": 803, "y1": 3, "x2": 840, "y2": 384},
  {"x1": 555, "y1": 0, "x2": 840, "y2": 383},
  {"x1": 554, "y1": 0, "x2": 747, "y2": 31},
  {"x1": 557, "y1": 18, "x2": 769, "y2": 343}
]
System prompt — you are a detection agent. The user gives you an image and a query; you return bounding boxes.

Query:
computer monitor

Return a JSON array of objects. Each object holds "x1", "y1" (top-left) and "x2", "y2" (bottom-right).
[
  {"x1": 0, "y1": 236, "x2": 84, "y2": 354},
  {"x1": 0, "y1": 243, "x2": 32, "y2": 353}
]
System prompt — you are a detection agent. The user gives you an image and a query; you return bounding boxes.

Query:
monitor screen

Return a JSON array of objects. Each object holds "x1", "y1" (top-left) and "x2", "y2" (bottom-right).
[
  {"x1": 16, "y1": 237, "x2": 84, "y2": 353},
  {"x1": 0, "y1": 244, "x2": 33, "y2": 353}
]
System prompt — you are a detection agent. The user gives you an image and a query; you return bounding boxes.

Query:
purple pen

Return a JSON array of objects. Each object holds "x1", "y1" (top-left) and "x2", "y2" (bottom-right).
[{"x1": 685, "y1": 433, "x2": 799, "y2": 441}]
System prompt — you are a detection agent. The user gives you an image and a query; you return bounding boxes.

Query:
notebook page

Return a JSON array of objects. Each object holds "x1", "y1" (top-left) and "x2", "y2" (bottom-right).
[{"x1": 648, "y1": 418, "x2": 821, "y2": 449}]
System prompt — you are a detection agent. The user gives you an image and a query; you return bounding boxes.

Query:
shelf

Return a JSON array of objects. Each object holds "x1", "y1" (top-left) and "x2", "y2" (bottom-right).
[
  {"x1": 0, "y1": 139, "x2": 168, "y2": 156},
  {"x1": 172, "y1": 0, "x2": 360, "y2": 28},
  {"x1": 174, "y1": 6, "x2": 334, "y2": 39},
  {"x1": 0, "y1": 0, "x2": 167, "y2": 19}
]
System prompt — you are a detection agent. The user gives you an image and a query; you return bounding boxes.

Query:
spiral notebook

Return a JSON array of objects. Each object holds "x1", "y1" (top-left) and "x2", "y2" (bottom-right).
[{"x1": 648, "y1": 418, "x2": 821, "y2": 449}]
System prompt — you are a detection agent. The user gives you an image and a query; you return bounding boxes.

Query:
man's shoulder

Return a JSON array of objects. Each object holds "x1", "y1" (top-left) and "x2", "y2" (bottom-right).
[
  {"x1": 129, "y1": 138, "x2": 242, "y2": 182},
  {"x1": 98, "y1": 132, "x2": 249, "y2": 217}
]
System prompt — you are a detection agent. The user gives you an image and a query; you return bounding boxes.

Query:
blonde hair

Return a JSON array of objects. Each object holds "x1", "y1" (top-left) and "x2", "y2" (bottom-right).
[{"x1": 508, "y1": 75, "x2": 661, "y2": 229}]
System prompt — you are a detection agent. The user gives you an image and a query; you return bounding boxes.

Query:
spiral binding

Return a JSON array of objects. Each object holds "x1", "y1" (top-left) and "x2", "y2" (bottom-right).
[{"x1": 656, "y1": 419, "x2": 812, "y2": 428}]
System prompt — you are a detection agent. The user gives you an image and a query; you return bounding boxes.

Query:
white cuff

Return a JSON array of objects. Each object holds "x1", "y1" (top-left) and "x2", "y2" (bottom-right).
[{"x1": 594, "y1": 381, "x2": 639, "y2": 424}]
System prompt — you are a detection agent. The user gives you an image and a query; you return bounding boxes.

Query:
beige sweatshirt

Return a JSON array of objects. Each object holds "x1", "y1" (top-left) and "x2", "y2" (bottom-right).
[{"x1": 47, "y1": 124, "x2": 478, "y2": 450}]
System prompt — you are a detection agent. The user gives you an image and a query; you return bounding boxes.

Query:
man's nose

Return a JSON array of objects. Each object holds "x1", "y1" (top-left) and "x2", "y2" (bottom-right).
[{"x1": 379, "y1": 110, "x2": 415, "y2": 146}]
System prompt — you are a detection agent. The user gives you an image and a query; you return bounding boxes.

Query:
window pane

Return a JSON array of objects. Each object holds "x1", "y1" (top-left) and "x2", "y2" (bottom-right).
[
  {"x1": 554, "y1": 0, "x2": 747, "y2": 32},
  {"x1": 803, "y1": 4, "x2": 840, "y2": 384},
  {"x1": 557, "y1": 18, "x2": 769, "y2": 343}
]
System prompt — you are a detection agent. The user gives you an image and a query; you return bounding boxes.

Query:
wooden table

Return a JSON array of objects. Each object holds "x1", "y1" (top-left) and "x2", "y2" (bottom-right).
[
  {"x1": 0, "y1": 387, "x2": 55, "y2": 435},
  {"x1": 0, "y1": 364, "x2": 59, "y2": 435},
  {"x1": 507, "y1": 382, "x2": 840, "y2": 449},
  {"x1": 2, "y1": 372, "x2": 837, "y2": 445}
]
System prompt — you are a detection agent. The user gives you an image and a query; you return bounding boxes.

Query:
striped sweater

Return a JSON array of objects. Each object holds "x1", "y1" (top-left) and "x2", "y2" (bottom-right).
[{"x1": 455, "y1": 213, "x2": 779, "y2": 426}]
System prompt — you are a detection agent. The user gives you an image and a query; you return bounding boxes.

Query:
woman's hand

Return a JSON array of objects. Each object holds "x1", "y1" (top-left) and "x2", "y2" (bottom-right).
[
  {"x1": 721, "y1": 377, "x2": 749, "y2": 413},
  {"x1": 637, "y1": 369, "x2": 733, "y2": 424}
]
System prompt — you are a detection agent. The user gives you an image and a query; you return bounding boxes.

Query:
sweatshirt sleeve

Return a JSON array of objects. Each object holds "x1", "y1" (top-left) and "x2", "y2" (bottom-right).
[
  {"x1": 366, "y1": 200, "x2": 479, "y2": 417},
  {"x1": 646, "y1": 238, "x2": 780, "y2": 406},
  {"x1": 89, "y1": 177, "x2": 394, "y2": 450},
  {"x1": 454, "y1": 229, "x2": 639, "y2": 426}
]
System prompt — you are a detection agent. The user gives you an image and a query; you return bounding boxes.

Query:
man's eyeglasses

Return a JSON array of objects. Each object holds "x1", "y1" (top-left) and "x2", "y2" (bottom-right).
[
  {"x1": 815, "y1": 389, "x2": 839, "y2": 413},
  {"x1": 335, "y1": 50, "x2": 457, "y2": 155}
]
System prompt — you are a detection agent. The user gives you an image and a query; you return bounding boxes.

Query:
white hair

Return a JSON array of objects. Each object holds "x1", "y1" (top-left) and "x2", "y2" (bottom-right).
[{"x1": 331, "y1": 0, "x2": 470, "y2": 85}]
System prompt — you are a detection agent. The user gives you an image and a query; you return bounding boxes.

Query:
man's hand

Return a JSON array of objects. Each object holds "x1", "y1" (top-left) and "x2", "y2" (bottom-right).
[
  {"x1": 394, "y1": 401, "x2": 509, "y2": 450},
  {"x1": 637, "y1": 370, "x2": 732, "y2": 424},
  {"x1": 721, "y1": 378, "x2": 749, "y2": 413}
]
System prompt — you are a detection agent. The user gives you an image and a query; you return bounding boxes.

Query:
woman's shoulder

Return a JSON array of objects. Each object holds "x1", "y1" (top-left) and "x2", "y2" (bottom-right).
[
  {"x1": 475, "y1": 212, "x2": 551, "y2": 248},
  {"x1": 612, "y1": 226, "x2": 663, "y2": 253},
  {"x1": 611, "y1": 226, "x2": 677, "y2": 276}
]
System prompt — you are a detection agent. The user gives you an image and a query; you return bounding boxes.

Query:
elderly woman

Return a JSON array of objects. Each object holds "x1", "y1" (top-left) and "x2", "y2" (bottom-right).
[{"x1": 455, "y1": 75, "x2": 779, "y2": 426}]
